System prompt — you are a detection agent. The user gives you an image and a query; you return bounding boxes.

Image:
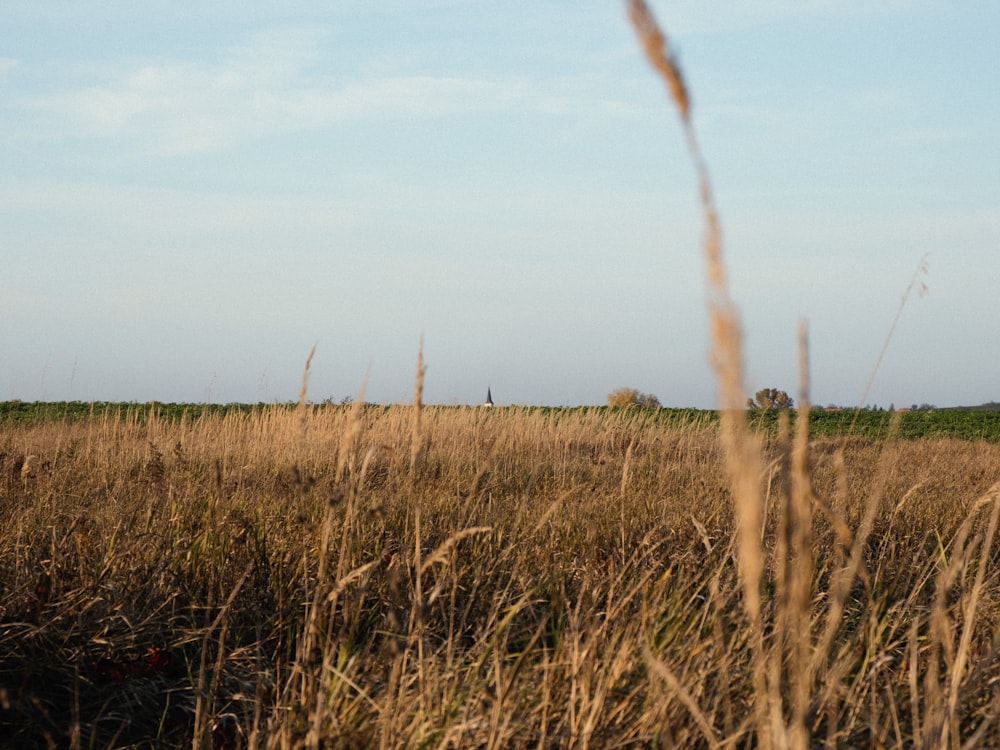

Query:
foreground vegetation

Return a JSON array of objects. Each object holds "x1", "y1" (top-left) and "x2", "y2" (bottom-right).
[{"x1": 2, "y1": 404, "x2": 1000, "y2": 747}]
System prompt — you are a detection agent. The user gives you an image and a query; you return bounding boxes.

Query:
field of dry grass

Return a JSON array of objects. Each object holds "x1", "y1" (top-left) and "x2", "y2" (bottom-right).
[{"x1": 2, "y1": 404, "x2": 1000, "y2": 748}]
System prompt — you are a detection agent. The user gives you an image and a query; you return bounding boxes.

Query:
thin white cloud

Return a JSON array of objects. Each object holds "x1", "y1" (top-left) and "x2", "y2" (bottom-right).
[{"x1": 15, "y1": 27, "x2": 624, "y2": 159}]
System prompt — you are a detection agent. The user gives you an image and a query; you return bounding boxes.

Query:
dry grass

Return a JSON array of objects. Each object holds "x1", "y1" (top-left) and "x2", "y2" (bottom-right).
[{"x1": 2, "y1": 406, "x2": 1000, "y2": 748}]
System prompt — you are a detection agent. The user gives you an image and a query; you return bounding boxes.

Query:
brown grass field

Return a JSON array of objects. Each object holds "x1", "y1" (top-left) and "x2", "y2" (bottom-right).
[
  {"x1": 2, "y1": 404, "x2": 1000, "y2": 748},
  {"x1": 4, "y1": 3, "x2": 998, "y2": 747}
]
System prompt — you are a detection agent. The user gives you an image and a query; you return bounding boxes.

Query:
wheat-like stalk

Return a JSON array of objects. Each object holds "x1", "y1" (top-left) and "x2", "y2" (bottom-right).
[
  {"x1": 850, "y1": 254, "x2": 929, "y2": 430},
  {"x1": 410, "y1": 337, "x2": 426, "y2": 475},
  {"x1": 627, "y1": 1, "x2": 772, "y2": 744},
  {"x1": 297, "y1": 344, "x2": 316, "y2": 443}
]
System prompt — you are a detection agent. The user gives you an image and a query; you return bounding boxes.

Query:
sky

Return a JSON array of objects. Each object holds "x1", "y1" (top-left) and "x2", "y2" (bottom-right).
[{"x1": 2, "y1": 1, "x2": 997, "y2": 408}]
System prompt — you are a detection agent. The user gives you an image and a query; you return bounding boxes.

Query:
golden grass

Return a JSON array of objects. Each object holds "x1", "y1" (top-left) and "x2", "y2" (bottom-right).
[{"x1": 2, "y1": 407, "x2": 1000, "y2": 747}]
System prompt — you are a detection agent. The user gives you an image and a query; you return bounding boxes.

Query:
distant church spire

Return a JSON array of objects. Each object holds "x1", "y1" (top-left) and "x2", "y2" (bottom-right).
[{"x1": 483, "y1": 387, "x2": 494, "y2": 407}]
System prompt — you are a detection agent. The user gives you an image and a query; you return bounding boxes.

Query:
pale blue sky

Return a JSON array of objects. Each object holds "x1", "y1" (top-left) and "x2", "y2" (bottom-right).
[{"x1": 2, "y1": 2, "x2": 997, "y2": 407}]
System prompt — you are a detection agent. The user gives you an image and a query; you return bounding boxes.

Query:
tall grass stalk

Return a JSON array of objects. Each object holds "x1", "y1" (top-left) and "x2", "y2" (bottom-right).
[
  {"x1": 411, "y1": 338, "x2": 426, "y2": 476},
  {"x1": 627, "y1": 0, "x2": 772, "y2": 743}
]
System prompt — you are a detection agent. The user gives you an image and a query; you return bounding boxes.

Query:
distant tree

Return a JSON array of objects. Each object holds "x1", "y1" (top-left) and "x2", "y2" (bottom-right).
[
  {"x1": 747, "y1": 388, "x2": 793, "y2": 411},
  {"x1": 608, "y1": 387, "x2": 661, "y2": 408},
  {"x1": 322, "y1": 395, "x2": 354, "y2": 406}
]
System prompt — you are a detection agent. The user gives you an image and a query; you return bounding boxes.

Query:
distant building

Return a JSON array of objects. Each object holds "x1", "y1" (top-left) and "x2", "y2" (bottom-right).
[{"x1": 483, "y1": 387, "x2": 494, "y2": 407}]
